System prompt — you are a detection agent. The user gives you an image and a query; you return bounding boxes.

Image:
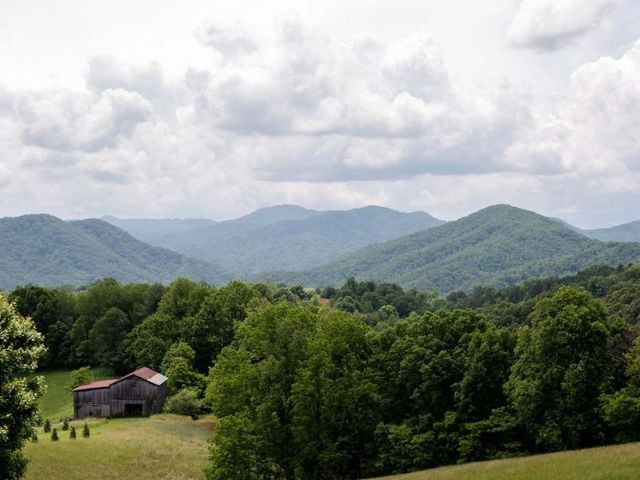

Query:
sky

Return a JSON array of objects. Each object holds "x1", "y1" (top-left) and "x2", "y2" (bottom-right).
[{"x1": 1, "y1": 0, "x2": 639, "y2": 228}]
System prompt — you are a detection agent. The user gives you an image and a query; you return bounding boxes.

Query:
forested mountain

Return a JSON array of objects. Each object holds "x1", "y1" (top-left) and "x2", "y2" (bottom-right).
[
  {"x1": 277, "y1": 205, "x2": 640, "y2": 292},
  {"x1": 105, "y1": 205, "x2": 444, "y2": 275},
  {"x1": 0, "y1": 214, "x2": 230, "y2": 290},
  {"x1": 582, "y1": 219, "x2": 640, "y2": 242}
]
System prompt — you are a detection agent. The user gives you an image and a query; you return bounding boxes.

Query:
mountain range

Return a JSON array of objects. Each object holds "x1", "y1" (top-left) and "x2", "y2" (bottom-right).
[
  {"x1": 0, "y1": 214, "x2": 230, "y2": 290},
  {"x1": 102, "y1": 205, "x2": 444, "y2": 275},
  {"x1": 274, "y1": 205, "x2": 640, "y2": 292},
  {"x1": 1, "y1": 205, "x2": 640, "y2": 293}
]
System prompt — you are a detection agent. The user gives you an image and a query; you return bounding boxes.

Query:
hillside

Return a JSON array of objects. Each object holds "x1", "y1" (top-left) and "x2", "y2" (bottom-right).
[
  {"x1": 106, "y1": 205, "x2": 444, "y2": 275},
  {"x1": 277, "y1": 205, "x2": 640, "y2": 292},
  {"x1": 0, "y1": 214, "x2": 230, "y2": 290},
  {"x1": 372, "y1": 442, "x2": 640, "y2": 480},
  {"x1": 583, "y1": 220, "x2": 640, "y2": 242}
]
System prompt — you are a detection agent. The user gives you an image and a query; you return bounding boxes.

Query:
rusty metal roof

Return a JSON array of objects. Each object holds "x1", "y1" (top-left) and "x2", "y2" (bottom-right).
[
  {"x1": 72, "y1": 366, "x2": 167, "y2": 392},
  {"x1": 73, "y1": 379, "x2": 116, "y2": 391}
]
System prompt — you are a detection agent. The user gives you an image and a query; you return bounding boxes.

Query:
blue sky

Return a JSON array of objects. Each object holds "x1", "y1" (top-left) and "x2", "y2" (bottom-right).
[{"x1": 1, "y1": 0, "x2": 639, "y2": 228}]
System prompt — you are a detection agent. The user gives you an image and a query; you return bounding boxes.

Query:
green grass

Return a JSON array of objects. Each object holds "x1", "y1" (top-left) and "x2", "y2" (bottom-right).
[
  {"x1": 37, "y1": 368, "x2": 111, "y2": 422},
  {"x1": 372, "y1": 442, "x2": 640, "y2": 480},
  {"x1": 25, "y1": 415, "x2": 215, "y2": 480}
]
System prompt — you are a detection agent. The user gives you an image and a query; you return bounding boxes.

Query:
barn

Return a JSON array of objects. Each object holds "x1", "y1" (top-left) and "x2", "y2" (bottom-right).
[{"x1": 72, "y1": 367, "x2": 168, "y2": 420}]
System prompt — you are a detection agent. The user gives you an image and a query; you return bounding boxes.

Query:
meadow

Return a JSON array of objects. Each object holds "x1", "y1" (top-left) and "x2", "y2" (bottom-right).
[
  {"x1": 371, "y1": 442, "x2": 640, "y2": 480},
  {"x1": 25, "y1": 370, "x2": 214, "y2": 480}
]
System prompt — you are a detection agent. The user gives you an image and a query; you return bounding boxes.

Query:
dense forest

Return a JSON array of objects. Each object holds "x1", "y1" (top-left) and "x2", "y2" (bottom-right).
[{"x1": 4, "y1": 261, "x2": 640, "y2": 478}]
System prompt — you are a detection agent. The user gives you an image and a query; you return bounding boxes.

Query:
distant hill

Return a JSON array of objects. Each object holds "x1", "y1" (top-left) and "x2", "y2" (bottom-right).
[
  {"x1": 105, "y1": 205, "x2": 444, "y2": 276},
  {"x1": 275, "y1": 205, "x2": 640, "y2": 292},
  {"x1": 0, "y1": 214, "x2": 230, "y2": 290},
  {"x1": 582, "y1": 220, "x2": 640, "y2": 242},
  {"x1": 100, "y1": 216, "x2": 216, "y2": 245}
]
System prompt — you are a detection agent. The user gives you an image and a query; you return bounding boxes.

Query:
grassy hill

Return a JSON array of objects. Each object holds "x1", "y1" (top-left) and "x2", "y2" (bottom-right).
[
  {"x1": 371, "y1": 442, "x2": 640, "y2": 480},
  {"x1": 0, "y1": 214, "x2": 230, "y2": 290},
  {"x1": 277, "y1": 205, "x2": 640, "y2": 292},
  {"x1": 25, "y1": 415, "x2": 214, "y2": 480},
  {"x1": 26, "y1": 369, "x2": 214, "y2": 480},
  {"x1": 106, "y1": 205, "x2": 444, "y2": 276}
]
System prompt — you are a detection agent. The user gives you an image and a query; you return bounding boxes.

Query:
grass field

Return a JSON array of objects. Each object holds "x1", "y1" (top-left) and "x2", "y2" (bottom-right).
[
  {"x1": 371, "y1": 442, "x2": 640, "y2": 480},
  {"x1": 37, "y1": 368, "x2": 111, "y2": 421},
  {"x1": 24, "y1": 415, "x2": 215, "y2": 480}
]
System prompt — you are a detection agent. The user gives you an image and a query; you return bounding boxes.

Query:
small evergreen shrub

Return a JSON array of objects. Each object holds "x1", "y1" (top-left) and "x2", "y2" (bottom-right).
[
  {"x1": 43, "y1": 419, "x2": 51, "y2": 433},
  {"x1": 62, "y1": 419, "x2": 69, "y2": 431},
  {"x1": 51, "y1": 428, "x2": 59, "y2": 441},
  {"x1": 83, "y1": 422, "x2": 90, "y2": 438},
  {"x1": 70, "y1": 426, "x2": 77, "y2": 439}
]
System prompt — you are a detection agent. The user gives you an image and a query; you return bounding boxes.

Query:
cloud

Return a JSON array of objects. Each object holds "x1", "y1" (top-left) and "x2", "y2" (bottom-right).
[
  {"x1": 1, "y1": 17, "x2": 640, "y2": 227},
  {"x1": 507, "y1": 0, "x2": 618, "y2": 51},
  {"x1": 14, "y1": 88, "x2": 153, "y2": 152}
]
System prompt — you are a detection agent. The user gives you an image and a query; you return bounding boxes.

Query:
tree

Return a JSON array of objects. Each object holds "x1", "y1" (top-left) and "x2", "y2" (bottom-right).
[
  {"x1": 70, "y1": 426, "x2": 77, "y2": 439},
  {"x1": 0, "y1": 293, "x2": 46, "y2": 479},
  {"x1": 62, "y1": 419, "x2": 69, "y2": 431},
  {"x1": 68, "y1": 367, "x2": 93, "y2": 391},
  {"x1": 83, "y1": 423, "x2": 90, "y2": 438},
  {"x1": 89, "y1": 307, "x2": 130, "y2": 370},
  {"x1": 51, "y1": 429, "x2": 59, "y2": 441},
  {"x1": 164, "y1": 388, "x2": 202, "y2": 419},
  {"x1": 162, "y1": 342, "x2": 203, "y2": 394},
  {"x1": 506, "y1": 287, "x2": 615, "y2": 451},
  {"x1": 43, "y1": 419, "x2": 51, "y2": 433},
  {"x1": 602, "y1": 337, "x2": 640, "y2": 441}
]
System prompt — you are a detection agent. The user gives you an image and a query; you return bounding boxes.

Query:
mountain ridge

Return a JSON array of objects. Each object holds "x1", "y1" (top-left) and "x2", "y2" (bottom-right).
[
  {"x1": 0, "y1": 214, "x2": 230, "y2": 290},
  {"x1": 271, "y1": 204, "x2": 640, "y2": 292}
]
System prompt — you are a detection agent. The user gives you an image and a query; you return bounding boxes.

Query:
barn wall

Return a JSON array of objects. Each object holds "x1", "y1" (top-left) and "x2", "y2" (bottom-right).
[{"x1": 74, "y1": 376, "x2": 166, "y2": 419}]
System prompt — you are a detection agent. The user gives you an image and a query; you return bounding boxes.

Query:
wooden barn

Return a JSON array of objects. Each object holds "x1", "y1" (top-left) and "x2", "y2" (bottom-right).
[{"x1": 72, "y1": 367, "x2": 168, "y2": 420}]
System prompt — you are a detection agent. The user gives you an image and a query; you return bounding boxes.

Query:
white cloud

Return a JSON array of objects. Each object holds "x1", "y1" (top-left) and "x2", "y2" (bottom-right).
[
  {"x1": 1, "y1": 13, "x2": 640, "y2": 227},
  {"x1": 507, "y1": 0, "x2": 618, "y2": 51},
  {"x1": 14, "y1": 89, "x2": 153, "y2": 152}
]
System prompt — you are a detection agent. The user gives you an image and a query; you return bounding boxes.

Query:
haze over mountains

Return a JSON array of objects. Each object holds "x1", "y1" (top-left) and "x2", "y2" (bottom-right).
[
  {"x1": 103, "y1": 205, "x2": 444, "y2": 275},
  {"x1": 1, "y1": 204, "x2": 640, "y2": 292}
]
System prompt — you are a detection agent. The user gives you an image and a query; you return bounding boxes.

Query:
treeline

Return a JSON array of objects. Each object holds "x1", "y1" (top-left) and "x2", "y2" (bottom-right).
[{"x1": 6, "y1": 264, "x2": 640, "y2": 479}]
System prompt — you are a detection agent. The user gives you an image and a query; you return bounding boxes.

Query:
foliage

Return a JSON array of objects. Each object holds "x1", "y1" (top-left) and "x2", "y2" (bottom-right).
[
  {"x1": 83, "y1": 423, "x2": 90, "y2": 438},
  {"x1": 50, "y1": 429, "x2": 58, "y2": 442},
  {"x1": 42, "y1": 420, "x2": 50, "y2": 434},
  {"x1": 61, "y1": 419, "x2": 69, "y2": 431},
  {"x1": 506, "y1": 287, "x2": 617, "y2": 451},
  {"x1": 67, "y1": 367, "x2": 94, "y2": 391},
  {"x1": 164, "y1": 389, "x2": 203, "y2": 420},
  {"x1": 162, "y1": 342, "x2": 204, "y2": 394},
  {"x1": 0, "y1": 293, "x2": 46, "y2": 479},
  {"x1": 69, "y1": 426, "x2": 76, "y2": 439}
]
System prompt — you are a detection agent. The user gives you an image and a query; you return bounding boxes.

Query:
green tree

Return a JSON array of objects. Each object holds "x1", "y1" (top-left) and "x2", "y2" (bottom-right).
[
  {"x1": 83, "y1": 423, "x2": 90, "y2": 438},
  {"x1": 70, "y1": 426, "x2": 77, "y2": 439},
  {"x1": 506, "y1": 287, "x2": 615, "y2": 451},
  {"x1": 89, "y1": 306, "x2": 130, "y2": 370},
  {"x1": 0, "y1": 293, "x2": 46, "y2": 479},
  {"x1": 67, "y1": 366, "x2": 93, "y2": 391},
  {"x1": 62, "y1": 419, "x2": 69, "y2": 431},
  {"x1": 164, "y1": 388, "x2": 202, "y2": 420},
  {"x1": 50, "y1": 429, "x2": 59, "y2": 441},
  {"x1": 43, "y1": 419, "x2": 51, "y2": 433},
  {"x1": 162, "y1": 342, "x2": 203, "y2": 394}
]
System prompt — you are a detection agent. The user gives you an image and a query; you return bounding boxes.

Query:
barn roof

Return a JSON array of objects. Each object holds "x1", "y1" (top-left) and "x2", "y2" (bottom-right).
[{"x1": 73, "y1": 367, "x2": 167, "y2": 392}]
